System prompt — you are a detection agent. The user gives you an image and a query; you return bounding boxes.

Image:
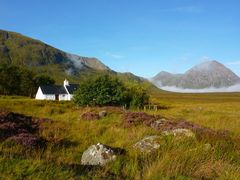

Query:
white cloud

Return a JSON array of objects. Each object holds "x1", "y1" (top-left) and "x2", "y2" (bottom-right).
[
  {"x1": 159, "y1": 84, "x2": 240, "y2": 93},
  {"x1": 105, "y1": 52, "x2": 124, "y2": 59}
]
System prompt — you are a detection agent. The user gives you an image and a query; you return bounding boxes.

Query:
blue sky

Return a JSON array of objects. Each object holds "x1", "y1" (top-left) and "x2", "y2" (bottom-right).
[{"x1": 1, "y1": 0, "x2": 240, "y2": 77}]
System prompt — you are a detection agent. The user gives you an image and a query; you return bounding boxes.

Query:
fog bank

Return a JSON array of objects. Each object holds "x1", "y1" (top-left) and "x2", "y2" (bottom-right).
[{"x1": 159, "y1": 84, "x2": 240, "y2": 93}]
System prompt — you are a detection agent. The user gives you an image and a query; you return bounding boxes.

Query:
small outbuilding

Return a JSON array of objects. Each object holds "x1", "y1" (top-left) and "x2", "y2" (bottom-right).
[{"x1": 35, "y1": 79, "x2": 79, "y2": 101}]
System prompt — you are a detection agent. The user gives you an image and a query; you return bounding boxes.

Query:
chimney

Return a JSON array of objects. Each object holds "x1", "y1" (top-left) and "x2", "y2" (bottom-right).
[{"x1": 64, "y1": 79, "x2": 69, "y2": 86}]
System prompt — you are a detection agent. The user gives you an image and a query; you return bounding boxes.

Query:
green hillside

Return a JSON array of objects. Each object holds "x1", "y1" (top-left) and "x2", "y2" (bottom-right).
[
  {"x1": 0, "y1": 30, "x2": 68, "y2": 66},
  {"x1": 0, "y1": 29, "x2": 161, "y2": 95}
]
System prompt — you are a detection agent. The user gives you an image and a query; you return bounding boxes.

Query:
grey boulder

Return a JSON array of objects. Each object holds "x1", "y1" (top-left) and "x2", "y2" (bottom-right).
[
  {"x1": 162, "y1": 128, "x2": 195, "y2": 138},
  {"x1": 81, "y1": 143, "x2": 117, "y2": 166},
  {"x1": 133, "y1": 135, "x2": 162, "y2": 153}
]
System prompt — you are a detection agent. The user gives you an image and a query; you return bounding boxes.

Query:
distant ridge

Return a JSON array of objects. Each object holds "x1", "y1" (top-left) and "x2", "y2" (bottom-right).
[
  {"x1": 151, "y1": 60, "x2": 240, "y2": 89},
  {"x1": 0, "y1": 29, "x2": 109, "y2": 73}
]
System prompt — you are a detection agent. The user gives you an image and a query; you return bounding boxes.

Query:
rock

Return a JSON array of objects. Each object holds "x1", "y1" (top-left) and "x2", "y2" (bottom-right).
[
  {"x1": 99, "y1": 111, "x2": 107, "y2": 117},
  {"x1": 162, "y1": 128, "x2": 195, "y2": 138},
  {"x1": 133, "y1": 135, "x2": 162, "y2": 153},
  {"x1": 81, "y1": 143, "x2": 117, "y2": 166},
  {"x1": 150, "y1": 118, "x2": 167, "y2": 129}
]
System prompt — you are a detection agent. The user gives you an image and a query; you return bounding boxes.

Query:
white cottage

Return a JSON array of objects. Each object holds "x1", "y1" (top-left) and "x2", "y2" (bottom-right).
[{"x1": 35, "y1": 79, "x2": 79, "y2": 101}]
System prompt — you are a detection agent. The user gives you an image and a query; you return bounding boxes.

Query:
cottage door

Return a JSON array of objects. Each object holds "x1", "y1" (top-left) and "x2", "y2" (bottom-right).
[{"x1": 55, "y1": 94, "x2": 59, "y2": 100}]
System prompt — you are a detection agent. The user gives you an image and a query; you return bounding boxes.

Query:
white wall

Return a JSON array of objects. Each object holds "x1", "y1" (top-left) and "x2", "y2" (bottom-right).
[
  {"x1": 61, "y1": 94, "x2": 73, "y2": 101},
  {"x1": 35, "y1": 87, "x2": 45, "y2": 100},
  {"x1": 35, "y1": 87, "x2": 56, "y2": 100},
  {"x1": 59, "y1": 94, "x2": 68, "y2": 101},
  {"x1": 35, "y1": 87, "x2": 74, "y2": 101},
  {"x1": 60, "y1": 94, "x2": 74, "y2": 101},
  {"x1": 45, "y1": 95, "x2": 56, "y2": 100}
]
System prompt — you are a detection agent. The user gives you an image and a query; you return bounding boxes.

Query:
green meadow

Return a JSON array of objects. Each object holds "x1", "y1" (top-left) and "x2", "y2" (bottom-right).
[{"x1": 1, "y1": 92, "x2": 240, "y2": 179}]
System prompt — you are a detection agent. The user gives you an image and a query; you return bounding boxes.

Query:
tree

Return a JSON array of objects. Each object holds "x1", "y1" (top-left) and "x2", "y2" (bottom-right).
[
  {"x1": 0, "y1": 64, "x2": 55, "y2": 97},
  {"x1": 0, "y1": 64, "x2": 21, "y2": 95},
  {"x1": 33, "y1": 75, "x2": 55, "y2": 96},
  {"x1": 19, "y1": 67, "x2": 35, "y2": 97},
  {"x1": 73, "y1": 74, "x2": 149, "y2": 108},
  {"x1": 34, "y1": 75, "x2": 55, "y2": 87}
]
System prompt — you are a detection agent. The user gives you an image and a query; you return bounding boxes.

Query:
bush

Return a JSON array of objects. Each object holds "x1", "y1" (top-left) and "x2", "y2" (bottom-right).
[
  {"x1": 73, "y1": 75, "x2": 149, "y2": 108},
  {"x1": 128, "y1": 85, "x2": 149, "y2": 108}
]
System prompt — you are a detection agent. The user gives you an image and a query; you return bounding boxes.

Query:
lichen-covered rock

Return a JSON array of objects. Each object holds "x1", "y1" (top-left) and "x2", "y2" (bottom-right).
[
  {"x1": 81, "y1": 143, "x2": 117, "y2": 166},
  {"x1": 133, "y1": 135, "x2": 162, "y2": 153},
  {"x1": 150, "y1": 118, "x2": 167, "y2": 129},
  {"x1": 162, "y1": 128, "x2": 195, "y2": 138},
  {"x1": 99, "y1": 111, "x2": 107, "y2": 117}
]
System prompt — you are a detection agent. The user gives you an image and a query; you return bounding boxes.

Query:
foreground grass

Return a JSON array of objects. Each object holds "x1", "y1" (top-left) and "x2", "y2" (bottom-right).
[{"x1": 0, "y1": 93, "x2": 240, "y2": 179}]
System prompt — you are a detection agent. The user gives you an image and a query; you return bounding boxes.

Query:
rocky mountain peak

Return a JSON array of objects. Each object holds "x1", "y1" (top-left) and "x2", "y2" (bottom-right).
[
  {"x1": 187, "y1": 60, "x2": 227, "y2": 73},
  {"x1": 151, "y1": 60, "x2": 240, "y2": 89}
]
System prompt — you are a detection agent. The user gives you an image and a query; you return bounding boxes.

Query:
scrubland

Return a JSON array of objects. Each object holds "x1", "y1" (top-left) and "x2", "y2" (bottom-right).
[{"x1": 1, "y1": 93, "x2": 240, "y2": 179}]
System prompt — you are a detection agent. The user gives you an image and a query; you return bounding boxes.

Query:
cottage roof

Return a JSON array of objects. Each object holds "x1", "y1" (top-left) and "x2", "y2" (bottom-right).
[
  {"x1": 40, "y1": 84, "x2": 79, "y2": 95},
  {"x1": 65, "y1": 84, "x2": 79, "y2": 94},
  {"x1": 40, "y1": 85, "x2": 67, "y2": 94}
]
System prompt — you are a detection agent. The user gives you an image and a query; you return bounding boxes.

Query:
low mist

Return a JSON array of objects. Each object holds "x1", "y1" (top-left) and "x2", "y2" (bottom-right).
[
  {"x1": 67, "y1": 54, "x2": 84, "y2": 69},
  {"x1": 158, "y1": 84, "x2": 240, "y2": 93}
]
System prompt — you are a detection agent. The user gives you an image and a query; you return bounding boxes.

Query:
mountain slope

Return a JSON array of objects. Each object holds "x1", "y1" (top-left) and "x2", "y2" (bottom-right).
[
  {"x1": 152, "y1": 61, "x2": 240, "y2": 89},
  {"x1": 152, "y1": 71, "x2": 181, "y2": 87},
  {"x1": 0, "y1": 29, "x2": 109, "y2": 72},
  {"x1": 0, "y1": 29, "x2": 159, "y2": 94},
  {"x1": 180, "y1": 61, "x2": 240, "y2": 88}
]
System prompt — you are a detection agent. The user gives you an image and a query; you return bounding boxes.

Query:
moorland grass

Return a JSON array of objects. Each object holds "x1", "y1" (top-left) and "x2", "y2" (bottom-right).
[
  {"x1": 0, "y1": 93, "x2": 240, "y2": 179},
  {"x1": 151, "y1": 92, "x2": 240, "y2": 135}
]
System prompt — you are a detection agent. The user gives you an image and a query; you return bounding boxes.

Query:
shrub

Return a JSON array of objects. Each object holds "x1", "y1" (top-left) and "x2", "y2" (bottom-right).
[
  {"x1": 73, "y1": 74, "x2": 149, "y2": 108},
  {"x1": 128, "y1": 86, "x2": 149, "y2": 108}
]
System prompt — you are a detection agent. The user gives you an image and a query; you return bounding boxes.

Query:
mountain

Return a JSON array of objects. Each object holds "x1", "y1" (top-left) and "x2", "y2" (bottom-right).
[
  {"x1": 152, "y1": 71, "x2": 181, "y2": 87},
  {"x1": 152, "y1": 60, "x2": 240, "y2": 89},
  {"x1": 0, "y1": 29, "x2": 159, "y2": 93},
  {"x1": 0, "y1": 29, "x2": 109, "y2": 73}
]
